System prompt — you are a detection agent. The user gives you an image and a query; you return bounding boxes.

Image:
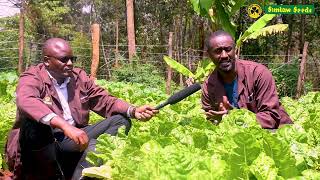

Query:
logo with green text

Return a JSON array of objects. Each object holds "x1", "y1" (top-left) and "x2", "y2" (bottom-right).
[
  {"x1": 265, "y1": 5, "x2": 314, "y2": 14},
  {"x1": 247, "y1": 4, "x2": 316, "y2": 18}
]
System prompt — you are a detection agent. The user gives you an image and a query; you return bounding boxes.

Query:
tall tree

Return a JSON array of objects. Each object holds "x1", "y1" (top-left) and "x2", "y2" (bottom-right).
[
  {"x1": 18, "y1": 0, "x2": 25, "y2": 74},
  {"x1": 299, "y1": 0, "x2": 306, "y2": 54},
  {"x1": 285, "y1": 0, "x2": 297, "y2": 62},
  {"x1": 126, "y1": 0, "x2": 136, "y2": 61}
]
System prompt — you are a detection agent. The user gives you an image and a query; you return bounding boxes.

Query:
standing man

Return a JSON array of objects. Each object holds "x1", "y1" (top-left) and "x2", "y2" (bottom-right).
[
  {"x1": 5, "y1": 38, "x2": 158, "y2": 180},
  {"x1": 201, "y1": 30, "x2": 292, "y2": 128}
]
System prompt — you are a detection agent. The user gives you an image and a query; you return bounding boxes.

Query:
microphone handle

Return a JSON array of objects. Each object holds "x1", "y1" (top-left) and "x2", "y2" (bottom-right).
[
  {"x1": 155, "y1": 83, "x2": 201, "y2": 110},
  {"x1": 155, "y1": 102, "x2": 168, "y2": 110}
]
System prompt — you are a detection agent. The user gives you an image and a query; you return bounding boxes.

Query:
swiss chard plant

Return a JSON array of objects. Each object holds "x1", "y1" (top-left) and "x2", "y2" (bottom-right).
[
  {"x1": 83, "y1": 81, "x2": 320, "y2": 179},
  {"x1": 0, "y1": 72, "x2": 18, "y2": 169}
]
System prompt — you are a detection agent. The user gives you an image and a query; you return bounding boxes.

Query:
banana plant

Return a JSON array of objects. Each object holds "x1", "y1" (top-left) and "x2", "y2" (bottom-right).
[
  {"x1": 236, "y1": 14, "x2": 288, "y2": 49},
  {"x1": 167, "y1": 2, "x2": 288, "y2": 83},
  {"x1": 163, "y1": 55, "x2": 215, "y2": 83},
  {"x1": 189, "y1": 0, "x2": 287, "y2": 43},
  {"x1": 163, "y1": 14, "x2": 288, "y2": 83},
  {"x1": 189, "y1": 0, "x2": 246, "y2": 38}
]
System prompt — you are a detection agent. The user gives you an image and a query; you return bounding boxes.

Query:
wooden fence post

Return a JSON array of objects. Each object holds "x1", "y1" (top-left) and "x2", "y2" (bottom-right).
[
  {"x1": 296, "y1": 41, "x2": 309, "y2": 98},
  {"x1": 18, "y1": 0, "x2": 25, "y2": 74},
  {"x1": 166, "y1": 32, "x2": 173, "y2": 95},
  {"x1": 90, "y1": 23, "x2": 100, "y2": 79}
]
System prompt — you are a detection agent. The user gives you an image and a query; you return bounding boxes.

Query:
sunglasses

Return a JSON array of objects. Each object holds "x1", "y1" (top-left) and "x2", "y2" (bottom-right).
[{"x1": 45, "y1": 55, "x2": 77, "y2": 63}]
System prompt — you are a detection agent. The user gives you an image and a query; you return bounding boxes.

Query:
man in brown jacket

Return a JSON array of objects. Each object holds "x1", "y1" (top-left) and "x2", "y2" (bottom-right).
[
  {"x1": 5, "y1": 38, "x2": 158, "y2": 180},
  {"x1": 202, "y1": 30, "x2": 292, "y2": 129}
]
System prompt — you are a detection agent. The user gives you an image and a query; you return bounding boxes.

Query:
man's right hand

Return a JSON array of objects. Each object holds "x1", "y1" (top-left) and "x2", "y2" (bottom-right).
[
  {"x1": 205, "y1": 96, "x2": 233, "y2": 124},
  {"x1": 50, "y1": 116, "x2": 89, "y2": 151},
  {"x1": 205, "y1": 103, "x2": 228, "y2": 124},
  {"x1": 61, "y1": 125, "x2": 89, "y2": 151}
]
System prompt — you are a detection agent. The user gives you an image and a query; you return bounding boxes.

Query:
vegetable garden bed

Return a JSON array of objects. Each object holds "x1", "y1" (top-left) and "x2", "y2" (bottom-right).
[{"x1": 0, "y1": 76, "x2": 319, "y2": 179}]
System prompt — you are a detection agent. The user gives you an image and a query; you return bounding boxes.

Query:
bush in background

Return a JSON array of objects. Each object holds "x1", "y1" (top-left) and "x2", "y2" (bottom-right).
[
  {"x1": 110, "y1": 56, "x2": 166, "y2": 88},
  {"x1": 270, "y1": 58, "x2": 312, "y2": 97}
]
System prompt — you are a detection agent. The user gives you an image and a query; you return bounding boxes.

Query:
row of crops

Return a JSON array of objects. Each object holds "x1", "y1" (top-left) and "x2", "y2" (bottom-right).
[
  {"x1": 0, "y1": 72, "x2": 18, "y2": 168},
  {"x1": 83, "y1": 80, "x2": 320, "y2": 179},
  {"x1": 0, "y1": 72, "x2": 320, "y2": 179}
]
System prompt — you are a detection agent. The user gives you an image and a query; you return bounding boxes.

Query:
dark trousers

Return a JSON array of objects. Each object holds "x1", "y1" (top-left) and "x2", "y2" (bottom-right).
[{"x1": 19, "y1": 115, "x2": 131, "y2": 180}]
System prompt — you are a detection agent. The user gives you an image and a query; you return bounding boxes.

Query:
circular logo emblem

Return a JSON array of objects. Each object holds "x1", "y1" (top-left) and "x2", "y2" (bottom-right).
[{"x1": 247, "y1": 4, "x2": 263, "y2": 19}]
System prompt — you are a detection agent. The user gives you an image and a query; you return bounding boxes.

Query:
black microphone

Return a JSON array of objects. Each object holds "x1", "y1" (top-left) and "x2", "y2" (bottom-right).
[{"x1": 155, "y1": 83, "x2": 201, "y2": 110}]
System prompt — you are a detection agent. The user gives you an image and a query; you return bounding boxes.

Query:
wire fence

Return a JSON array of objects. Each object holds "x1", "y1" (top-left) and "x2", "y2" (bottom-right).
[{"x1": 0, "y1": 39, "x2": 320, "y2": 94}]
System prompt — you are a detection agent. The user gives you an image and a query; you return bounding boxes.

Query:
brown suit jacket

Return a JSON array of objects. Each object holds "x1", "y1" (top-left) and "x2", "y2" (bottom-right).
[
  {"x1": 5, "y1": 63, "x2": 131, "y2": 178},
  {"x1": 202, "y1": 59, "x2": 293, "y2": 128}
]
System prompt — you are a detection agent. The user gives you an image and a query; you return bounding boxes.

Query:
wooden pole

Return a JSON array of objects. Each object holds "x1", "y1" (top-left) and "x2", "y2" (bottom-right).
[
  {"x1": 126, "y1": 0, "x2": 136, "y2": 61},
  {"x1": 90, "y1": 23, "x2": 100, "y2": 79},
  {"x1": 296, "y1": 41, "x2": 309, "y2": 98},
  {"x1": 166, "y1": 32, "x2": 173, "y2": 95},
  {"x1": 18, "y1": 0, "x2": 25, "y2": 74}
]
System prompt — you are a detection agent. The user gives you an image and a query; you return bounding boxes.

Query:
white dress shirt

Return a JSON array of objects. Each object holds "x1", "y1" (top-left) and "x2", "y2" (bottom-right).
[{"x1": 40, "y1": 71, "x2": 75, "y2": 126}]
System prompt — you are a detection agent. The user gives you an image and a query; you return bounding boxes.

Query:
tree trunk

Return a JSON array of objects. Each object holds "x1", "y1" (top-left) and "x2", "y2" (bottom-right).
[
  {"x1": 177, "y1": 15, "x2": 183, "y2": 86},
  {"x1": 115, "y1": 19, "x2": 119, "y2": 68},
  {"x1": 190, "y1": 17, "x2": 196, "y2": 65},
  {"x1": 166, "y1": 32, "x2": 173, "y2": 95},
  {"x1": 126, "y1": 0, "x2": 136, "y2": 61},
  {"x1": 101, "y1": 38, "x2": 111, "y2": 80},
  {"x1": 18, "y1": 0, "x2": 25, "y2": 74},
  {"x1": 299, "y1": 0, "x2": 306, "y2": 54},
  {"x1": 199, "y1": 19, "x2": 205, "y2": 58},
  {"x1": 285, "y1": 0, "x2": 297, "y2": 62},
  {"x1": 285, "y1": 15, "x2": 294, "y2": 62},
  {"x1": 182, "y1": 15, "x2": 188, "y2": 51}
]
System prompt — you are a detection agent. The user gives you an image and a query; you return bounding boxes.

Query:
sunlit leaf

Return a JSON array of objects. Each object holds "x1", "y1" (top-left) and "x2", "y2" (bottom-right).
[
  {"x1": 163, "y1": 55, "x2": 194, "y2": 78},
  {"x1": 82, "y1": 164, "x2": 112, "y2": 179},
  {"x1": 236, "y1": 14, "x2": 276, "y2": 48},
  {"x1": 245, "y1": 24, "x2": 288, "y2": 40},
  {"x1": 215, "y1": 1, "x2": 236, "y2": 38}
]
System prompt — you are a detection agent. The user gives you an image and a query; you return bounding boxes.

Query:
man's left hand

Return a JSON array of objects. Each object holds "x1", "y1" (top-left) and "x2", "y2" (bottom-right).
[{"x1": 134, "y1": 105, "x2": 159, "y2": 121}]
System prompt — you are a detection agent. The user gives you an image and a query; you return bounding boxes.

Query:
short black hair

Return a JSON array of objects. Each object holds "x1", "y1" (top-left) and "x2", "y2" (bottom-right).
[{"x1": 205, "y1": 30, "x2": 235, "y2": 51}]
